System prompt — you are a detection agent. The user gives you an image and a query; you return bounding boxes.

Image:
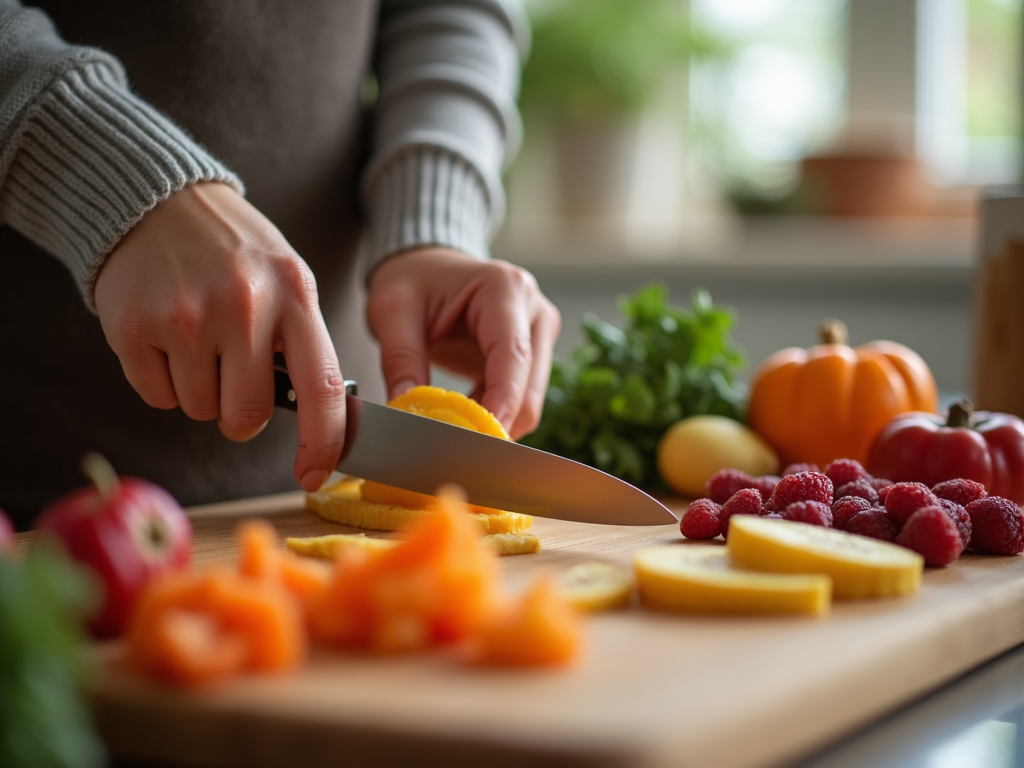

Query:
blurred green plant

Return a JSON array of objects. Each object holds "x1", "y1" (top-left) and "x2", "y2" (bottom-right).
[
  {"x1": 520, "y1": 0, "x2": 722, "y2": 119},
  {"x1": 0, "y1": 543, "x2": 105, "y2": 768},
  {"x1": 521, "y1": 283, "x2": 746, "y2": 489}
]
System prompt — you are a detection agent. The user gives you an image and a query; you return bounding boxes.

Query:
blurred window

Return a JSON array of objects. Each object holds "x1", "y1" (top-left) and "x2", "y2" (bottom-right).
[
  {"x1": 689, "y1": 0, "x2": 847, "y2": 202},
  {"x1": 918, "y1": 0, "x2": 1023, "y2": 184}
]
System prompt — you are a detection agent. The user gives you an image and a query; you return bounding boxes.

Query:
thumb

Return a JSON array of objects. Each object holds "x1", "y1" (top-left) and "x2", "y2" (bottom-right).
[{"x1": 367, "y1": 287, "x2": 430, "y2": 400}]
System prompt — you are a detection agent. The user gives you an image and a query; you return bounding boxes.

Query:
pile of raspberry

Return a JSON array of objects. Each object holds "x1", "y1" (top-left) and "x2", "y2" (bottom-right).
[{"x1": 678, "y1": 458, "x2": 1024, "y2": 568}]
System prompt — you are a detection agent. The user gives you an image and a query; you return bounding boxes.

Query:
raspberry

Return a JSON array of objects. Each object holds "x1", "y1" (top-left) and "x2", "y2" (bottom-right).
[
  {"x1": 932, "y1": 479, "x2": 987, "y2": 508},
  {"x1": 846, "y1": 508, "x2": 899, "y2": 543},
  {"x1": 835, "y1": 479, "x2": 879, "y2": 505},
  {"x1": 706, "y1": 469, "x2": 756, "y2": 505},
  {"x1": 782, "y1": 500, "x2": 832, "y2": 527},
  {"x1": 782, "y1": 463, "x2": 818, "y2": 476},
  {"x1": 936, "y1": 498, "x2": 972, "y2": 550},
  {"x1": 720, "y1": 488, "x2": 764, "y2": 540},
  {"x1": 896, "y1": 506, "x2": 964, "y2": 566},
  {"x1": 824, "y1": 458, "x2": 867, "y2": 488},
  {"x1": 752, "y1": 475, "x2": 780, "y2": 499},
  {"x1": 762, "y1": 513, "x2": 784, "y2": 521},
  {"x1": 831, "y1": 496, "x2": 872, "y2": 531},
  {"x1": 768, "y1": 472, "x2": 833, "y2": 511},
  {"x1": 966, "y1": 496, "x2": 1024, "y2": 555},
  {"x1": 872, "y1": 480, "x2": 895, "y2": 505},
  {"x1": 679, "y1": 498, "x2": 723, "y2": 540},
  {"x1": 885, "y1": 482, "x2": 939, "y2": 527}
]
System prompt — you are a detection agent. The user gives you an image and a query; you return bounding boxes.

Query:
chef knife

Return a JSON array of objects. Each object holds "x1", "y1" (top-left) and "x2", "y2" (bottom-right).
[{"x1": 274, "y1": 371, "x2": 677, "y2": 526}]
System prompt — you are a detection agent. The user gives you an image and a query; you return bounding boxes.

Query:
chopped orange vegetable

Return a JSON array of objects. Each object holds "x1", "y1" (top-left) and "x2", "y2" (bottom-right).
[
  {"x1": 128, "y1": 563, "x2": 306, "y2": 686},
  {"x1": 475, "y1": 576, "x2": 582, "y2": 666},
  {"x1": 237, "y1": 519, "x2": 330, "y2": 602},
  {"x1": 307, "y1": 486, "x2": 500, "y2": 653}
]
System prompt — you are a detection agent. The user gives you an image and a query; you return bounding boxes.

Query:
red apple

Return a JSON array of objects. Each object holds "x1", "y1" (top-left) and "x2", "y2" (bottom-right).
[
  {"x1": 34, "y1": 454, "x2": 192, "y2": 637},
  {"x1": 0, "y1": 508, "x2": 14, "y2": 553}
]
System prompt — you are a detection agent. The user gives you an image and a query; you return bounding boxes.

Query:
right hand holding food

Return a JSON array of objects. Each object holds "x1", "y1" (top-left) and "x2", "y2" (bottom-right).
[{"x1": 94, "y1": 182, "x2": 345, "y2": 493}]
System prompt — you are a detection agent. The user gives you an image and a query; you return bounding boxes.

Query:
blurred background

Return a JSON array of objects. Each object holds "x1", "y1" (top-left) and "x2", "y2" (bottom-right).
[{"x1": 495, "y1": 0, "x2": 1024, "y2": 402}]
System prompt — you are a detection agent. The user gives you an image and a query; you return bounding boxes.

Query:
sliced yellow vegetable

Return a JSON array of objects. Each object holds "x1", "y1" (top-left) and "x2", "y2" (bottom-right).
[
  {"x1": 558, "y1": 562, "x2": 633, "y2": 612},
  {"x1": 286, "y1": 531, "x2": 538, "y2": 559},
  {"x1": 727, "y1": 516, "x2": 923, "y2": 599},
  {"x1": 306, "y1": 478, "x2": 532, "y2": 535},
  {"x1": 286, "y1": 533, "x2": 396, "y2": 558},
  {"x1": 387, "y1": 385, "x2": 509, "y2": 438},
  {"x1": 483, "y1": 533, "x2": 542, "y2": 556},
  {"x1": 634, "y1": 545, "x2": 830, "y2": 616}
]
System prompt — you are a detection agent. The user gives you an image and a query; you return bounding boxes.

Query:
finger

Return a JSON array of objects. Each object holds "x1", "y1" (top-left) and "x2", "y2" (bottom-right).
[
  {"x1": 116, "y1": 346, "x2": 179, "y2": 410},
  {"x1": 508, "y1": 302, "x2": 561, "y2": 440},
  {"x1": 218, "y1": 340, "x2": 274, "y2": 443},
  {"x1": 280, "y1": 306, "x2": 346, "y2": 492},
  {"x1": 166, "y1": 346, "x2": 221, "y2": 421},
  {"x1": 475, "y1": 292, "x2": 534, "y2": 434},
  {"x1": 367, "y1": 283, "x2": 430, "y2": 400}
]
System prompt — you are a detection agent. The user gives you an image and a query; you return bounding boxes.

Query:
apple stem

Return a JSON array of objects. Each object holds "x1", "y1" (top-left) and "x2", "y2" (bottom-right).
[{"x1": 82, "y1": 452, "x2": 120, "y2": 500}]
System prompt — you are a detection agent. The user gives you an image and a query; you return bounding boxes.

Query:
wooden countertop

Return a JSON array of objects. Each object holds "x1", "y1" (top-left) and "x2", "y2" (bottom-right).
[{"x1": 87, "y1": 492, "x2": 1024, "y2": 768}]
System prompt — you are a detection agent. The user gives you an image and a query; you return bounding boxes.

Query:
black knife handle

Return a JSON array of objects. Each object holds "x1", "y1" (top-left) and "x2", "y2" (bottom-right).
[{"x1": 273, "y1": 368, "x2": 357, "y2": 412}]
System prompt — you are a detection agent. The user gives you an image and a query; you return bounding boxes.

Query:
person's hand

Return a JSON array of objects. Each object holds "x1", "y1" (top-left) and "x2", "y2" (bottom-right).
[
  {"x1": 94, "y1": 182, "x2": 346, "y2": 492},
  {"x1": 367, "y1": 248, "x2": 561, "y2": 439}
]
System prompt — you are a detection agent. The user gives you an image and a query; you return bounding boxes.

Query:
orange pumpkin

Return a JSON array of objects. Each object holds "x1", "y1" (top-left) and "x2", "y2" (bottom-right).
[{"x1": 746, "y1": 319, "x2": 937, "y2": 468}]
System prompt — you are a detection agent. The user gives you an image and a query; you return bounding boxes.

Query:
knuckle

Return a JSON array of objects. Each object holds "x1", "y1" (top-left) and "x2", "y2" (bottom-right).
[
  {"x1": 379, "y1": 345, "x2": 422, "y2": 376},
  {"x1": 306, "y1": 367, "x2": 347, "y2": 408},
  {"x1": 366, "y1": 283, "x2": 415, "y2": 329},
  {"x1": 490, "y1": 261, "x2": 536, "y2": 293},
  {"x1": 222, "y1": 401, "x2": 273, "y2": 433},
  {"x1": 274, "y1": 254, "x2": 319, "y2": 307}
]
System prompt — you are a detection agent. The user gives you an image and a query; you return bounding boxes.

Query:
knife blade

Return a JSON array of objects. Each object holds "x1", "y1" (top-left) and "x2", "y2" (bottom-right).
[{"x1": 274, "y1": 370, "x2": 676, "y2": 526}]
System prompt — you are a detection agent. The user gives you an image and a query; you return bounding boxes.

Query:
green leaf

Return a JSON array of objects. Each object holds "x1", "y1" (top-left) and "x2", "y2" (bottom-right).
[{"x1": 519, "y1": 283, "x2": 747, "y2": 489}]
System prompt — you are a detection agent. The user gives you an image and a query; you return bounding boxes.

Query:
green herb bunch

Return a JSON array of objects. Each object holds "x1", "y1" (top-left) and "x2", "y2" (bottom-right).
[
  {"x1": 0, "y1": 544, "x2": 105, "y2": 768},
  {"x1": 521, "y1": 284, "x2": 746, "y2": 489}
]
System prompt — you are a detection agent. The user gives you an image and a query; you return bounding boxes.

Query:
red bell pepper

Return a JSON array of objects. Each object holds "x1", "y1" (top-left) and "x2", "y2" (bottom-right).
[
  {"x1": 866, "y1": 401, "x2": 1024, "y2": 504},
  {"x1": 34, "y1": 454, "x2": 192, "y2": 637}
]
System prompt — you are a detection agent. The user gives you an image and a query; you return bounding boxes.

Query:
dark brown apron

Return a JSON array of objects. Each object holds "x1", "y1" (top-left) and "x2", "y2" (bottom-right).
[{"x1": 1, "y1": 1, "x2": 386, "y2": 528}]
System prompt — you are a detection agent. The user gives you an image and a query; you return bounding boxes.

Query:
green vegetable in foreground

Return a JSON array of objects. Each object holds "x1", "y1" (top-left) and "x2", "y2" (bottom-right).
[
  {"x1": 521, "y1": 284, "x2": 745, "y2": 489},
  {"x1": 0, "y1": 543, "x2": 105, "y2": 768}
]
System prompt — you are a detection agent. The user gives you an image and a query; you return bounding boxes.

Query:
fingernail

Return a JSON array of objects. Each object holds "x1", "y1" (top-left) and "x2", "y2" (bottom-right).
[
  {"x1": 391, "y1": 379, "x2": 417, "y2": 399},
  {"x1": 300, "y1": 469, "x2": 330, "y2": 493}
]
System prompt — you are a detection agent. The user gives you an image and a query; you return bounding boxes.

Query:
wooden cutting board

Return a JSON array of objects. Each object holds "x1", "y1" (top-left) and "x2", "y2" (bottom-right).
[{"x1": 90, "y1": 492, "x2": 1024, "y2": 768}]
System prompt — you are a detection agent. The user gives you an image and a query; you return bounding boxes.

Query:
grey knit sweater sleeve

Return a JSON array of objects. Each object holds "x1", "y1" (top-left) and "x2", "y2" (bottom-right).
[
  {"x1": 363, "y1": 0, "x2": 528, "y2": 271},
  {"x1": 0, "y1": 0, "x2": 243, "y2": 306}
]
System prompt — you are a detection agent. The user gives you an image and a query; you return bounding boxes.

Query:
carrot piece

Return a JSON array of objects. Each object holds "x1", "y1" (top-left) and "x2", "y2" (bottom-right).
[
  {"x1": 309, "y1": 486, "x2": 500, "y2": 653},
  {"x1": 147, "y1": 609, "x2": 247, "y2": 686},
  {"x1": 476, "y1": 576, "x2": 583, "y2": 667},
  {"x1": 237, "y1": 519, "x2": 282, "y2": 581}
]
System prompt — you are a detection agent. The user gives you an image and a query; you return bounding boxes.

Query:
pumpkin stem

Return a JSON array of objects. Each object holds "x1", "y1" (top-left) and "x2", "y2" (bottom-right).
[
  {"x1": 820, "y1": 319, "x2": 849, "y2": 346},
  {"x1": 946, "y1": 400, "x2": 974, "y2": 429}
]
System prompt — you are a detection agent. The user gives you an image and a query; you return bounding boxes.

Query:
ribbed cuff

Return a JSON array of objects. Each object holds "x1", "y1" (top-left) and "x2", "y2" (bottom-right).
[
  {"x1": 0, "y1": 62, "x2": 244, "y2": 308},
  {"x1": 364, "y1": 145, "x2": 494, "y2": 278}
]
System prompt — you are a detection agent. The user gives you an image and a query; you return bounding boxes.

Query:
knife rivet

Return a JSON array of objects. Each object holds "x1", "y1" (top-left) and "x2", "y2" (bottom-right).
[{"x1": 287, "y1": 389, "x2": 296, "y2": 402}]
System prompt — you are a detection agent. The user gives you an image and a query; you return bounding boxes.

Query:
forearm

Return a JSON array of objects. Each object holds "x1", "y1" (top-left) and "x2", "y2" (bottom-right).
[
  {"x1": 363, "y1": 0, "x2": 528, "y2": 271},
  {"x1": 0, "y1": 0, "x2": 242, "y2": 306}
]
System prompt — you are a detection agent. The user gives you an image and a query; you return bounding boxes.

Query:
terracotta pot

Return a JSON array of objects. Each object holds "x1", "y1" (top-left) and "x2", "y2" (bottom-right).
[{"x1": 800, "y1": 153, "x2": 929, "y2": 217}]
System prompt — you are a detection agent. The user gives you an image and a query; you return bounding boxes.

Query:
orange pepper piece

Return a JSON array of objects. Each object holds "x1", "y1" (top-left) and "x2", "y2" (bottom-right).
[
  {"x1": 128, "y1": 563, "x2": 306, "y2": 686},
  {"x1": 475, "y1": 576, "x2": 583, "y2": 667},
  {"x1": 307, "y1": 486, "x2": 499, "y2": 653}
]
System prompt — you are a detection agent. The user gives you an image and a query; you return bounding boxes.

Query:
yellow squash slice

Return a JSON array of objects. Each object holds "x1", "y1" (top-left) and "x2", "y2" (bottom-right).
[
  {"x1": 634, "y1": 545, "x2": 831, "y2": 615},
  {"x1": 286, "y1": 533, "x2": 396, "y2": 558},
  {"x1": 558, "y1": 562, "x2": 634, "y2": 612},
  {"x1": 306, "y1": 478, "x2": 532, "y2": 535},
  {"x1": 286, "y1": 530, "x2": 538, "y2": 558},
  {"x1": 727, "y1": 516, "x2": 923, "y2": 599},
  {"x1": 482, "y1": 533, "x2": 542, "y2": 556}
]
